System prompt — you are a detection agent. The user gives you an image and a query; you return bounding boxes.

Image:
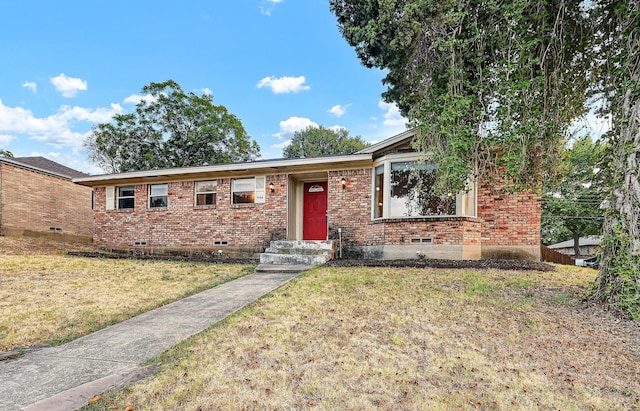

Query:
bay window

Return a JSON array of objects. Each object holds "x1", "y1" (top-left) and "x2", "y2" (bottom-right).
[{"x1": 373, "y1": 156, "x2": 472, "y2": 219}]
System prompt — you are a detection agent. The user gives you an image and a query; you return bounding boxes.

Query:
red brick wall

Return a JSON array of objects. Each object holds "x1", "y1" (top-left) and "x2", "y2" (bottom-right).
[
  {"x1": 477, "y1": 178, "x2": 541, "y2": 259},
  {"x1": 93, "y1": 175, "x2": 288, "y2": 249},
  {"x1": 0, "y1": 163, "x2": 93, "y2": 238},
  {"x1": 91, "y1": 168, "x2": 540, "y2": 260}
]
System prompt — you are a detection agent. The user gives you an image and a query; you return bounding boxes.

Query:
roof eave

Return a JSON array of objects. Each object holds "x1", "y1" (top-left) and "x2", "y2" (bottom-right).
[
  {"x1": 72, "y1": 154, "x2": 373, "y2": 186},
  {"x1": 0, "y1": 157, "x2": 75, "y2": 180}
]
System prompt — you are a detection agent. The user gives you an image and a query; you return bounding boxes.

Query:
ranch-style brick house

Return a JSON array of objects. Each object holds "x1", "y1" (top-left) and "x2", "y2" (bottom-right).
[
  {"x1": 73, "y1": 130, "x2": 541, "y2": 262},
  {"x1": 0, "y1": 156, "x2": 93, "y2": 242}
]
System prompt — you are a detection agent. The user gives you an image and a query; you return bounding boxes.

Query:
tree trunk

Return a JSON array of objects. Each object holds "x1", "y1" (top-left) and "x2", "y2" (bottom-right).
[
  {"x1": 590, "y1": 15, "x2": 640, "y2": 316},
  {"x1": 573, "y1": 231, "x2": 581, "y2": 259}
]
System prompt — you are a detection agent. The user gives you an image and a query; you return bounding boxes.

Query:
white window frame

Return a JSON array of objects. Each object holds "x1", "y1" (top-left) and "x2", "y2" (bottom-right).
[
  {"x1": 231, "y1": 176, "x2": 265, "y2": 204},
  {"x1": 195, "y1": 180, "x2": 218, "y2": 206},
  {"x1": 372, "y1": 154, "x2": 475, "y2": 219},
  {"x1": 111, "y1": 185, "x2": 135, "y2": 210},
  {"x1": 148, "y1": 183, "x2": 168, "y2": 208}
]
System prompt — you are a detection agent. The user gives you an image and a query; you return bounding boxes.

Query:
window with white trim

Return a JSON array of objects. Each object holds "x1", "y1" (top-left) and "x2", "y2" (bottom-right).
[
  {"x1": 195, "y1": 180, "x2": 217, "y2": 206},
  {"x1": 373, "y1": 156, "x2": 471, "y2": 219},
  {"x1": 117, "y1": 186, "x2": 135, "y2": 209},
  {"x1": 232, "y1": 177, "x2": 265, "y2": 204},
  {"x1": 149, "y1": 184, "x2": 168, "y2": 208}
]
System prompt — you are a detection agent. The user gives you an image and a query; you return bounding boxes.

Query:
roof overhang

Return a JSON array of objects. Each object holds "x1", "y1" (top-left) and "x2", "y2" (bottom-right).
[
  {"x1": 0, "y1": 157, "x2": 73, "y2": 180},
  {"x1": 72, "y1": 154, "x2": 373, "y2": 187},
  {"x1": 355, "y1": 128, "x2": 417, "y2": 155}
]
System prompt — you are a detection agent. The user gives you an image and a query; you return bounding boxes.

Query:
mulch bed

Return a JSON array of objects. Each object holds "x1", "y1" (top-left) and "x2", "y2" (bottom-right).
[
  {"x1": 325, "y1": 258, "x2": 556, "y2": 271},
  {"x1": 67, "y1": 251, "x2": 258, "y2": 265},
  {"x1": 68, "y1": 251, "x2": 555, "y2": 271}
]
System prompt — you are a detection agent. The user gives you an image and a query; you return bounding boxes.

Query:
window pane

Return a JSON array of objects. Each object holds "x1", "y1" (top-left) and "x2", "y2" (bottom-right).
[
  {"x1": 119, "y1": 186, "x2": 135, "y2": 197},
  {"x1": 233, "y1": 191, "x2": 255, "y2": 204},
  {"x1": 150, "y1": 196, "x2": 167, "y2": 208},
  {"x1": 150, "y1": 184, "x2": 168, "y2": 196},
  {"x1": 232, "y1": 178, "x2": 255, "y2": 204},
  {"x1": 196, "y1": 193, "x2": 216, "y2": 205},
  {"x1": 374, "y1": 165, "x2": 384, "y2": 218},
  {"x1": 196, "y1": 181, "x2": 217, "y2": 193},
  {"x1": 118, "y1": 198, "x2": 134, "y2": 209},
  {"x1": 232, "y1": 178, "x2": 255, "y2": 192},
  {"x1": 389, "y1": 161, "x2": 455, "y2": 217}
]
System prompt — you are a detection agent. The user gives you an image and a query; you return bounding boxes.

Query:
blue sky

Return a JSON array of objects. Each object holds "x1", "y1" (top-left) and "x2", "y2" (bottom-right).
[{"x1": 0, "y1": 0, "x2": 407, "y2": 174}]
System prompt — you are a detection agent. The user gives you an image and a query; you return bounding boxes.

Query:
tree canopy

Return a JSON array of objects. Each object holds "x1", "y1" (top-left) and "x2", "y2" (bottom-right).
[
  {"x1": 0, "y1": 150, "x2": 13, "y2": 158},
  {"x1": 331, "y1": 0, "x2": 640, "y2": 317},
  {"x1": 85, "y1": 80, "x2": 260, "y2": 173},
  {"x1": 541, "y1": 136, "x2": 605, "y2": 254},
  {"x1": 330, "y1": 0, "x2": 592, "y2": 193},
  {"x1": 282, "y1": 126, "x2": 369, "y2": 158}
]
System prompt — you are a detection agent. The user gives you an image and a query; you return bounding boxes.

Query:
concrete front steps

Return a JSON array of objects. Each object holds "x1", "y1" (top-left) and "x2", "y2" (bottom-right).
[{"x1": 259, "y1": 240, "x2": 335, "y2": 267}]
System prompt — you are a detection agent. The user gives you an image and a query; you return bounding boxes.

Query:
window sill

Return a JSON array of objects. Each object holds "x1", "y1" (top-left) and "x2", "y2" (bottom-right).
[
  {"x1": 108, "y1": 208, "x2": 134, "y2": 213},
  {"x1": 231, "y1": 203, "x2": 256, "y2": 208},
  {"x1": 147, "y1": 207, "x2": 168, "y2": 212},
  {"x1": 194, "y1": 205, "x2": 217, "y2": 210},
  {"x1": 372, "y1": 215, "x2": 479, "y2": 223}
]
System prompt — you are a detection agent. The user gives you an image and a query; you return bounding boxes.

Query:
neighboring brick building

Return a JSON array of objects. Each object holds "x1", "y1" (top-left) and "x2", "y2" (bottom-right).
[
  {"x1": 0, "y1": 156, "x2": 94, "y2": 242},
  {"x1": 74, "y1": 130, "x2": 541, "y2": 260}
]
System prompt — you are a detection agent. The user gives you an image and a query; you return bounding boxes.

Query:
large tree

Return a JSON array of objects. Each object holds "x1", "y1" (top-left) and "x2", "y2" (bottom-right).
[
  {"x1": 589, "y1": 0, "x2": 640, "y2": 318},
  {"x1": 283, "y1": 126, "x2": 369, "y2": 158},
  {"x1": 330, "y1": 0, "x2": 592, "y2": 193},
  {"x1": 331, "y1": 0, "x2": 640, "y2": 317},
  {"x1": 86, "y1": 80, "x2": 260, "y2": 173},
  {"x1": 541, "y1": 136, "x2": 605, "y2": 255}
]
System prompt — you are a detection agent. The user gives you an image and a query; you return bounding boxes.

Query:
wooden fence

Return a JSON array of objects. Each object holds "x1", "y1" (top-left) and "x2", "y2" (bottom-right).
[{"x1": 541, "y1": 244, "x2": 575, "y2": 265}]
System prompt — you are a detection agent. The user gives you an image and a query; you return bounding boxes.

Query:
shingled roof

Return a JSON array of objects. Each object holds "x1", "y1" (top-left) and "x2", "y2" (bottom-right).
[{"x1": 0, "y1": 156, "x2": 88, "y2": 179}]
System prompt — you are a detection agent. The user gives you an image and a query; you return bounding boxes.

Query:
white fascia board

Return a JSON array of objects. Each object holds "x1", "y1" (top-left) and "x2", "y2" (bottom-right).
[{"x1": 72, "y1": 154, "x2": 373, "y2": 186}]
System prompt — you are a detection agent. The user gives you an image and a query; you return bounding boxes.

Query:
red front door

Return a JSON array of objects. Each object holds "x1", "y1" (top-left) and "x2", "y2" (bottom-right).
[{"x1": 303, "y1": 182, "x2": 327, "y2": 240}]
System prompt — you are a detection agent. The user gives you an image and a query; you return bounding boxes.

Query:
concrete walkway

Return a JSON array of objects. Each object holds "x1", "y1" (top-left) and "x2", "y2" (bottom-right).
[{"x1": 0, "y1": 265, "x2": 307, "y2": 411}]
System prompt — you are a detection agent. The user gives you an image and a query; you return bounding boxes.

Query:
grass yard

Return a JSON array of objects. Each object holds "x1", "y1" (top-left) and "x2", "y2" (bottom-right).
[
  {"x1": 86, "y1": 264, "x2": 640, "y2": 410},
  {"x1": 0, "y1": 237, "x2": 255, "y2": 351}
]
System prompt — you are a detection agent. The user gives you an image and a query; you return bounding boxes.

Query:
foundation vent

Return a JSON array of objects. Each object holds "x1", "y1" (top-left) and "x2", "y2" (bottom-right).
[
  {"x1": 134, "y1": 240, "x2": 147, "y2": 246},
  {"x1": 213, "y1": 240, "x2": 229, "y2": 246},
  {"x1": 411, "y1": 238, "x2": 432, "y2": 244}
]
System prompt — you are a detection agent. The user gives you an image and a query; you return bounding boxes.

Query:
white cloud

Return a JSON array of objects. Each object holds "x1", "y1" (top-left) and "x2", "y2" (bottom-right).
[
  {"x1": 328, "y1": 104, "x2": 349, "y2": 117},
  {"x1": 50, "y1": 73, "x2": 88, "y2": 98},
  {"x1": 200, "y1": 88, "x2": 213, "y2": 96},
  {"x1": 0, "y1": 134, "x2": 15, "y2": 147},
  {"x1": 378, "y1": 100, "x2": 405, "y2": 127},
  {"x1": 0, "y1": 98, "x2": 122, "y2": 150},
  {"x1": 123, "y1": 94, "x2": 157, "y2": 105},
  {"x1": 260, "y1": 0, "x2": 283, "y2": 16},
  {"x1": 270, "y1": 140, "x2": 291, "y2": 150},
  {"x1": 273, "y1": 116, "x2": 318, "y2": 140},
  {"x1": 257, "y1": 76, "x2": 310, "y2": 94},
  {"x1": 328, "y1": 125, "x2": 347, "y2": 133},
  {"x1": 22, "y1": 81, "x2": 37, "y2": 94}
]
